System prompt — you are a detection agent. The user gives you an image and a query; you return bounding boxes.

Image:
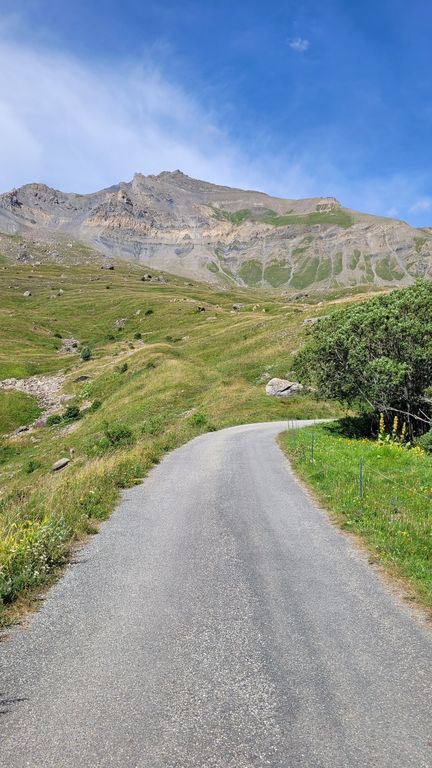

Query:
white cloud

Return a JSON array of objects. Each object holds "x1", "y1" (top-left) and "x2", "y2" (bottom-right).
[
  {"x1": 409, "y1": 197, "x2": 432, "y2": 213},
  {"x1": 0, "y1": 29, "x2": 430, "y2": 228},
  {"x1": 289, "y1": 37, "x2": 310, "y2": 53},
  {"x1": 0, "y1": 34, "x2": 317, "y2": 198}
]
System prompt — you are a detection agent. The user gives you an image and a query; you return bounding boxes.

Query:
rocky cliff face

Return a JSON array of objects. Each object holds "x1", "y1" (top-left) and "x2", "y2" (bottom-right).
[{"x1": 1, "y1": 170, "x2": 431, "y2": 290}]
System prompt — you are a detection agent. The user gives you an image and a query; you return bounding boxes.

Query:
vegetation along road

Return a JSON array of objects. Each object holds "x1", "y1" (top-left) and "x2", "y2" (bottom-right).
[{"x1": 1, "y1": 421, "x2": 431, "y2": 768}]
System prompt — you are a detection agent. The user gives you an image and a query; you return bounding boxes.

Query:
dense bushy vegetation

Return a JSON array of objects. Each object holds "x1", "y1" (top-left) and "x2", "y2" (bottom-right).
[{"x1": 294, "y1": 281, "x2": 432, "y2": 436}]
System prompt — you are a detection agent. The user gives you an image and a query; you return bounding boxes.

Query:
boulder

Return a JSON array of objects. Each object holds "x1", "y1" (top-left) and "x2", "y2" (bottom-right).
[
  {"x1": 52, "y1": 457, "x2": 70, "y2": 472},
  {"x1": 13, "y1": 425, "x2": 29, "y2": 435},
  {"x1": 60, "y1": 337, "x2": 80, "y2": 353},
  {"x1": 23, "y1": 290, "x2": 32, "y2": 297},
  {"x1": 265, "y1": 378, "x2": 303, "y2": 397}
]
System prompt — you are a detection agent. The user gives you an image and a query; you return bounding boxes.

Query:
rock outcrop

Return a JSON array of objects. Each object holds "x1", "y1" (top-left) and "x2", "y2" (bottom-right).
[
  {"x1": 1, "y1": 170, "x2": 431, "y2": 290},
  {"x1": 265, "y1": 378, "x2": 304, "y2": 397}
]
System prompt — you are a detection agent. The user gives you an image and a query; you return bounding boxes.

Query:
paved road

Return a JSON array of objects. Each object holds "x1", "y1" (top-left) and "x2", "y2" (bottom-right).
[{"x1": 1, "y1": 421, "x2": 431, "y2": 767}]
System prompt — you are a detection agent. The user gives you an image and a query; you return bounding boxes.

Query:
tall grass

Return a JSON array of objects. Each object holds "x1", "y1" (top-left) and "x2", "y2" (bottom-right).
[{"x1": 281, "y1": 424, "x2": 432, "y2": 609}]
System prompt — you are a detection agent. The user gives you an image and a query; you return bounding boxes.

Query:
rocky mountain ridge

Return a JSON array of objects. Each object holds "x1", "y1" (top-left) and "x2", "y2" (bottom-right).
[{"x1": 1, "y1": 170, "x2": 431, "y2": 290}]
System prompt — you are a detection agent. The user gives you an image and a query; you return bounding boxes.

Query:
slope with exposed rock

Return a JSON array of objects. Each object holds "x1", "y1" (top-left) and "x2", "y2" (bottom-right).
[{"x1": 1, "y1": 170, "x2": 431, "y2": 290}]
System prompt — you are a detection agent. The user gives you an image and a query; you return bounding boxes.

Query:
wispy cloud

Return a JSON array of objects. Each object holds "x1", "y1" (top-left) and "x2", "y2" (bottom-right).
[
  {"x1": 289, "y1": 37, "x2": 310, "y2": 53},
  {"x1": 0, "y1": 25, "x2": 430, "y2": 228},
  {"x1": 409, "y1": 197, "x2": 432, "y2": 213},
  {"x1": 0, "y1": 32, "x2": 316, "y2": 198}
]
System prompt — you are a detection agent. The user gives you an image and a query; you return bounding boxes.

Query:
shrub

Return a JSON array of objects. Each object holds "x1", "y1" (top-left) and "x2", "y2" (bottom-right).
[
  {"x1": 24, "y1": 459, "x2": 41, "y2": 474},
  {"x1": 105, "y1": 334, "x2": 115, "y2": 341},
  {"x1": 189, "y1": 411, "x2": 207, "y2": 427},
  {"x1": 134, "y1": 332, "x2": 142, "y2": 340},
  {"x1": 80, "y1": 345, "x2": 92, "y2": 361},
  {"x1": 46, "y1": 413, "x2": 62, "y2": 426},
  {"x1": 416, "y1": 429, "x2": 432, "y2": 453},
  {"x1": 53, "y1": 331, "x2": 62, "y2": 339},
  {"x1": 89, "y1": 399, "x2": 102, "y2": 412},
  {"x1": 116, "y1": 362, "x2": 128, "y2": 374},
  {"x1": 103, "y1": 422, "x2": 134, "y2": 447},
  {"x1": 294, "y1": 281, "x2": 432, "y2": 436},
  {"x1": 145, "y1": 308, "x2": 153, "y2": 316},
  {"x1": 63, "y1": 404, "x2": 80, "y2": 421}
]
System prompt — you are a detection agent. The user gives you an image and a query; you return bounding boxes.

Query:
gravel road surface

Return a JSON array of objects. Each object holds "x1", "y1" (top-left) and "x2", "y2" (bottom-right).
[{"x1": 1, "y1": 421, "x2": 431, "y2": 767}]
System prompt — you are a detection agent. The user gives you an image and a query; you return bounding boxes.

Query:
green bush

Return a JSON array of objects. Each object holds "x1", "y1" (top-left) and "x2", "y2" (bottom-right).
[
  {"x1": 24, "y1": 459, "x2": 41, "y2": 474},
  {"x1": 416, "y1": 429, "x2": 432, "y2": 453},
  {"x1": 189, "y1": 411, "x2": 207, "y2": 427},
  {"x1": 116, "y1": 362, "x2": 128, "y2": 374},
  {"x1": 294, "y1": 281, "x2": 432, "y2": 436},
  {"x1": 46, "y1": 413, "x2": 62, "y2": 426},
  {"x1": 134, "y1": 332, "x2": 142, "y2": 340},
  {"x1": 63, "y1": 404, "x2": 80, "y2": 421},
  {"x1": 80, "y1": 345, "x2": 92, "y2": 361},
  {"x1": 0, "y1": 516, "x2": 69, "y2": 605},
  {"x1": 103, "y1": 422, "x2": 134, "y2": 447},
  {"x1": 89, "y1": 399, "x2": 102, "y2": 412},
  {"x1": 145, "y1": 308, "x2": 153, "y2": 316}
]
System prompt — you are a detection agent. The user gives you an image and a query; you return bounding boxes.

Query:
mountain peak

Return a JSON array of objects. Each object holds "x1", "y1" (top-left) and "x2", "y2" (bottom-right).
[{"x1": 0, "y1": 172, "x2": 430, "y2": 290}]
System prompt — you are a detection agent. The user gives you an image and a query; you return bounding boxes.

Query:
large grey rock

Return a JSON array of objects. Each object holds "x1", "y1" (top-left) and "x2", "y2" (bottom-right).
[
  {"x1": 52, "y1": 458, "x2": 70, "y2": 472},
  {"x1": 265, "y1": 378, "x2": 303, "y2": 397}
]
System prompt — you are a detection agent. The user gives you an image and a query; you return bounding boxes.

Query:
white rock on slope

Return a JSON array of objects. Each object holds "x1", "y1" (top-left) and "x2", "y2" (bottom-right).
[{"x1": 265, "y1": 378, "x2": 303, "y2": 397}]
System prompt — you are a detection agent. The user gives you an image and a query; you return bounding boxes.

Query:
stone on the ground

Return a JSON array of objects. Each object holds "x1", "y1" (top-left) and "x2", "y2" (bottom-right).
[
  {"x1": 52, "y1": 458, "x2": 70, "y2": 472},
  {"x1": 265, "y1": 378, "x2": 303, "y2": 397},
  {"x1": 60, "y1": 338, "x2": 80, "y2": 354}
]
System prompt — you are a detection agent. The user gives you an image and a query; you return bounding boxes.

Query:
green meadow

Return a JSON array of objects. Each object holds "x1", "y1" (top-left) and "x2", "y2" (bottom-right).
[{"x1": 0, "y1": 256, "x2": 346, "y2": 623}]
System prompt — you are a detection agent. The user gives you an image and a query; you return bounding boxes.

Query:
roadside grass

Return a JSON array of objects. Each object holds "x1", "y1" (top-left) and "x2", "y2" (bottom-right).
[
  {"x1": 0, "y1": 256, "x2": 354, "y2": 624},
  {"x1": 0, "y1": 391, "x2": 40, "y2": 435},
  {"x1": 280, "y1": 424, "x2": 432, "y2": 610}
]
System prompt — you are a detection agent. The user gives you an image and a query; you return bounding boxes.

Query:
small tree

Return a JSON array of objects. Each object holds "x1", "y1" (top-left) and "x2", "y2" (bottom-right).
[
  {"x1": 80, "y1": 345, "x2": 91, "y2": 361},
  {"x1": 293, "y1": 281, "x2": 432, "y2": 436}
]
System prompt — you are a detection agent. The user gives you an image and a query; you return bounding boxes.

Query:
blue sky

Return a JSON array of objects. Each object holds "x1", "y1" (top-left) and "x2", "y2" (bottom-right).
[{"x1": 1, "y1": 0, "x2": 432, "y2": 225}]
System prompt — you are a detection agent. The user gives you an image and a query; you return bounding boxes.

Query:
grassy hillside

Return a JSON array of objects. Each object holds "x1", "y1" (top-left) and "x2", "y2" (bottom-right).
[
  {"x1": 0, "y1": 391, "x2": 40, "y2": 435},
  {"x1": 0, "y1": 255, "x2": 355, "y2": 624}
]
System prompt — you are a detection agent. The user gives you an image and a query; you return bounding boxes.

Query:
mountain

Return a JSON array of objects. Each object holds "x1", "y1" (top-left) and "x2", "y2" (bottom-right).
[{"x1": 1, "y1": 170, "x2": 431, "y2": 290}]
